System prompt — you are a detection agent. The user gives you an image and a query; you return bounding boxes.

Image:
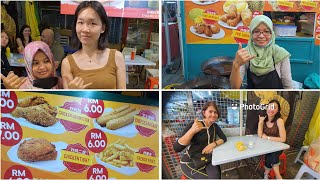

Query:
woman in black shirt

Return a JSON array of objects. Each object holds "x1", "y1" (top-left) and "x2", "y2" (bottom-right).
[{"x1": 174, "y1": 102, "x2": 227, "y2": 179}]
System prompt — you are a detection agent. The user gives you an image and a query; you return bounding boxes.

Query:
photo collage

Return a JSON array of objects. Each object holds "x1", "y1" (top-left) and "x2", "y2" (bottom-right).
[{"x1": 1, "y1": 0, "x2": 319, "y2": 179}]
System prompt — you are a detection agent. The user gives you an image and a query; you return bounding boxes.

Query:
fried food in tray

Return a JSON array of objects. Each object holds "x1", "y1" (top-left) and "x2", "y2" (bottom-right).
[
  {"x1": 11, "y1": 96, "x2": 58, "y2": 127},
  {"x1": 98, "y1": 139, "x2": 136, "y2": 168},
  {"x1": 17, "y1": 138, "x2": 57, "y2": 162},
  {"x1": 97, "y1": 105, "x2": 137, "y2": 130},
  {"x1": 194, "y1": 23, "x2": 221, "y2": 37}
]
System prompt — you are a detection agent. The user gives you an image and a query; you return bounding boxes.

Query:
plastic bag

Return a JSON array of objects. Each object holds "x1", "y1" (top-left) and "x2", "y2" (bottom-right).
[{"x1": 303, "y1": 136, "x2": 320, "y2": 173}]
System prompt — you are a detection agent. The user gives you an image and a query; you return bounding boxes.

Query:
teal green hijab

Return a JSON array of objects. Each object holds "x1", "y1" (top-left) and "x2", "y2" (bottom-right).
[{"x1": 245, "y1": 15, "x2": 290, "y2": 76}]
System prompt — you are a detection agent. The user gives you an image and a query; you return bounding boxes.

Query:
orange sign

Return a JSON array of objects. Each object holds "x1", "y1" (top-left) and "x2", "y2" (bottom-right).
[{"x1": 185, "y1": 0, "x2": 319, "y2": 45}]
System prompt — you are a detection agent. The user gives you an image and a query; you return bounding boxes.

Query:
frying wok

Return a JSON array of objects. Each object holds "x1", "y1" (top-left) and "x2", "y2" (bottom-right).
[
  {"x1": 201, "y1": 56, "x2": 234, "y2": 76},
  {"x1": 177, "y1": 75, "x2": 230, "y2": 89}
]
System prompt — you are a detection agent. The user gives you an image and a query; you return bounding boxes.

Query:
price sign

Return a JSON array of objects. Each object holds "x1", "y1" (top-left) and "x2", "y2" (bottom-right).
[
  {"x1": 4, "y1": 165, "x2": 33, "y2": 179},
  {"x1": 85, "y1": 129, "x2": 107, "y2": 153},
  {"x1": 1, "y1": 91, "x2": 18, "y2": 113},
  {"x1": 81, "y1": 99, "x2": 104, "y2": 118},
  {"x1": 1, "y1": 117, "x2": 23, "y2": 146},
  {"x1": 87, "y1": 164, "x2": 108, "y2": 180}
]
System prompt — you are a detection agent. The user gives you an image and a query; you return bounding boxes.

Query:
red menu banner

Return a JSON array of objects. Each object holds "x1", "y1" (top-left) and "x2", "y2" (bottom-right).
[{"x1": 60, "y1": 0, "x2": 159, "y2": 19}]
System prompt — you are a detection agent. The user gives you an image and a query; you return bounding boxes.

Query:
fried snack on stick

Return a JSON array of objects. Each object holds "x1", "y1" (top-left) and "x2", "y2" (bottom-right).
[
  {"x1": 105, "y1": 111, "x2": 137, "y2": 130},
  {"x1": 18, "y1": 96, "x2": 48, "y2": 107},
  {"x1": 96, "y1": 107, "x2": 136, "y2": 126},
  {"x1": 241, "y1": 9, "x2": 252, "y2": 26},
  {"x1": 227, "y1": 12, "x2": 241, "y2": 27},
  {"x1": 227, "y1": 4, "x2": 237, "y2": 19}
]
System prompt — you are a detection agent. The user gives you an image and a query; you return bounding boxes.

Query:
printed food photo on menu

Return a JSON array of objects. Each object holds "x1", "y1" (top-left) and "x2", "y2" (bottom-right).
[
  {"x1": 162, "y1": 0, "x2": 320, "y2": 89},
  {"x1": 1, "y1": 0, "x2": 159, "y2": 90},
  {"x1": 162, "y1": 90, "x2": 320, "y2": 179},
  {"x1": 1, "y1": 91, "x2": 159, "y2": 179}
]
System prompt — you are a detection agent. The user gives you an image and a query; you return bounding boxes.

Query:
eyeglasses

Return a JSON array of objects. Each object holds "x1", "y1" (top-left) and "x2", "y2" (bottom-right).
[{"x1": 252, "y1": 31, "x2": 272, "y2": 36}]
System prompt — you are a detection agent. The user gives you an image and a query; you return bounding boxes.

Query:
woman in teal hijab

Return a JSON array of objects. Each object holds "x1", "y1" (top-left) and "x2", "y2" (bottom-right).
[{"x1": 230, "y1": 15, "x2": 293, "y2": 89}]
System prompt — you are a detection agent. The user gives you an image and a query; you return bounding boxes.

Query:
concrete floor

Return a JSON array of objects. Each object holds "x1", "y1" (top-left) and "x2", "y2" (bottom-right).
[
  {"x1": 221, "y1": 149, "x2": 314, "y2": 179},
  {"x1": 162, "y1": 58, "x2": 185, "y2": 88}
]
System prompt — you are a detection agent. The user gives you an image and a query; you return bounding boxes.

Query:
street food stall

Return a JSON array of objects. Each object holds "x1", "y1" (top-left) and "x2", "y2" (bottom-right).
[{"x1": 179, "y1": 0, "x2": 319, "y2": 88}]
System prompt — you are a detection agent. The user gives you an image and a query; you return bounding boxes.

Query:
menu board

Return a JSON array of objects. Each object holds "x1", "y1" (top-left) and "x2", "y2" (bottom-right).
[
  {"x1": 1, "y1": 91, "x2": 159, "y2": 179},
  {"x1": 60, "y1": 0, "x2": 159, "y2": 19},
  {"x1": 315, "y1": 5, "x2": 320, "y2": 45},
  {"x1": 185, "y1": 0, "x2": 319, "y2": 44}
]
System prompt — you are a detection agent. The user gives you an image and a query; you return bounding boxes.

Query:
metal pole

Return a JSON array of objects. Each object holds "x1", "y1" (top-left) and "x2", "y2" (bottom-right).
[
  {"x1": 163, "y1": 1, "x2": 172, "y2": 66},
  {"x1": 240, "y1": 91, "x2": 243, "y2": 136}
]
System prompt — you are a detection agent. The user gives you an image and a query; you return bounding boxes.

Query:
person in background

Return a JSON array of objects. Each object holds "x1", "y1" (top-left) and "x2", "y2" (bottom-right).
[
  {"x1": 41, "y1": 28, "x2": 65, "y2": 69},
  {"x1": 61, "y1": 1, "x2": 126, "y2": 89},
  {"x1": 230, "y1": 15, "x2": 293, "y2": 89},
  {"x1": 16, "y1": 25, "x2": 32, "y2": 53},
  {"x1": 1, "y1": 30, "x2": 13, "y2": 89},
  {"x1": 1, "y1": 41, "x2": 62, "y2": 89},
  {"x1": 173, "y1": 102, "x2": 227, "y2": 179},
  {"x1": 258, "y1": 99, "x2": 286, "y2": 179}
]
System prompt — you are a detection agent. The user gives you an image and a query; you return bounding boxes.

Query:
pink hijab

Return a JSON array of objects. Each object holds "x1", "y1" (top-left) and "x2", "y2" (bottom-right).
[{"x1": 20, "y1": 41, "x2": 62, "y2": 89}]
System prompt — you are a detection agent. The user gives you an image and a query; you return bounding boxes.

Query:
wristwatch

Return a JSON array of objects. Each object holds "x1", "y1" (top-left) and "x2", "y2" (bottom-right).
[{"x1": 267, "y1": 136, "x2": 271, "y2": 140}]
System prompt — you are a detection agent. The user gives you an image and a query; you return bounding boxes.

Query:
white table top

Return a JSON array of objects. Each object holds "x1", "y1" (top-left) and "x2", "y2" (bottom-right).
[
  {"x1": 8, "y1": 53, "x2": 25, "y2": 67},
  {"x1": 125, "y1": 55, "x2": 156, "y2": 66},
  {"x1": 212, "y1": 135, "x2": 290, "y2": 165}
]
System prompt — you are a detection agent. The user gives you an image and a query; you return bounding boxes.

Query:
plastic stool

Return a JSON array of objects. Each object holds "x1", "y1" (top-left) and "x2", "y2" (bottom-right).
[
  {"x1": 294, "y1": 146, "x2": 308, "y2": 164},
  {"x1": 181, "y1": 174, "x2": 187, "y2": 179},
  {"x1": 259, "y1": 152, "x2": 287, "y2": 178},
  {"x1": 294, "y1": 164, "x2": 320, "y2": 179},
  {"x1": 144, "y1": 77, "x2": 159, "y2": 89}
]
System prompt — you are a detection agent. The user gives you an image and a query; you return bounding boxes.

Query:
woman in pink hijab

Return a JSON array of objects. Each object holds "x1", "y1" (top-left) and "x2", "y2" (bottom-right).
[{"x1": 1, "y1": 41, "x2": 63, "y2": 89}]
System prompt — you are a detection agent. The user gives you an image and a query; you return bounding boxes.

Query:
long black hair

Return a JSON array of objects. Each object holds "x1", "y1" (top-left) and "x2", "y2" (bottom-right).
[
  {"x1": 71, "y1": 1, "x2": 109, "y2": 50},
  {"x1": 18, "y1": 25, "x2": 32, "y2": 47},
  {"x1": 264, "y1": 99, "x2": 281, "y2": 123}
]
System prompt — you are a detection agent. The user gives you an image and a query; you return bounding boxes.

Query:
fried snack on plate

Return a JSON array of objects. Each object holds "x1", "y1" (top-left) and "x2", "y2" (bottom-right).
[
  {"x1": 227, "y1": 12, "x2": 241, "y2": 27},
  {"x1": 235, "y1": 141, "x2": 247, "y2": 151},
  {"x1": 98, "y1": 139, "x2": 136, "y2": 168},
  {"x1": 18, "y1": 138, "x2": 57, "y2": 162},
  {"x1": 227, "y1": 4, "x2": 237, "y2": 19},
  {"x1": 220, "y1": 14, "x2": 228, "y2": 23},
  {"x1": 96, "y1": 106, "x2": 136, "y2": 126},
  {"x1": 105, "y1": 111, "x2": 137, "y2": 130},
  {"x1": 20, "y1": 105, "x2": 58, "y2": 126},
  {"x1": 17, "y1": 96, "x2": 48, "y2": 107},
  {"x1": 241, "y1": 8, "x2": 252, "y2": 26}
]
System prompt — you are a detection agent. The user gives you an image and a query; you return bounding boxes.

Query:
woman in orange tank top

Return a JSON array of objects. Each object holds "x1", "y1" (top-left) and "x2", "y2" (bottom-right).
[
  {"x1": 61, "y1": 1, "x2": 126, "y2": 89},
  {"x1": 258, "y1": 99, "x2": 286, "y2": 179}
]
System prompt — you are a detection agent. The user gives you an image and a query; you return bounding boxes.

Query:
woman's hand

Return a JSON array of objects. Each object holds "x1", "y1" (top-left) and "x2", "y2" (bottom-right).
[
  {"x1": 258, "y1": 115, "x2": 266, "y2": 124},
  {"x1": 1, "y1": 71, "x2": 27, "y2": 89},
  {"x1": 234, "y1": 43, "x2": 255, "y2": 68},
  {"x1": 262, "y1": 133, "x2": 268, "y2": 139},
  {"x1": 189, "y1": 118, "x2": 205, "y2": 134},
  {"x1": 202, "y1": 143, "x2": 216, "y2": 154},
  {"x1": 65, "y1": 76, "x2": 92, "y2": 89}
]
